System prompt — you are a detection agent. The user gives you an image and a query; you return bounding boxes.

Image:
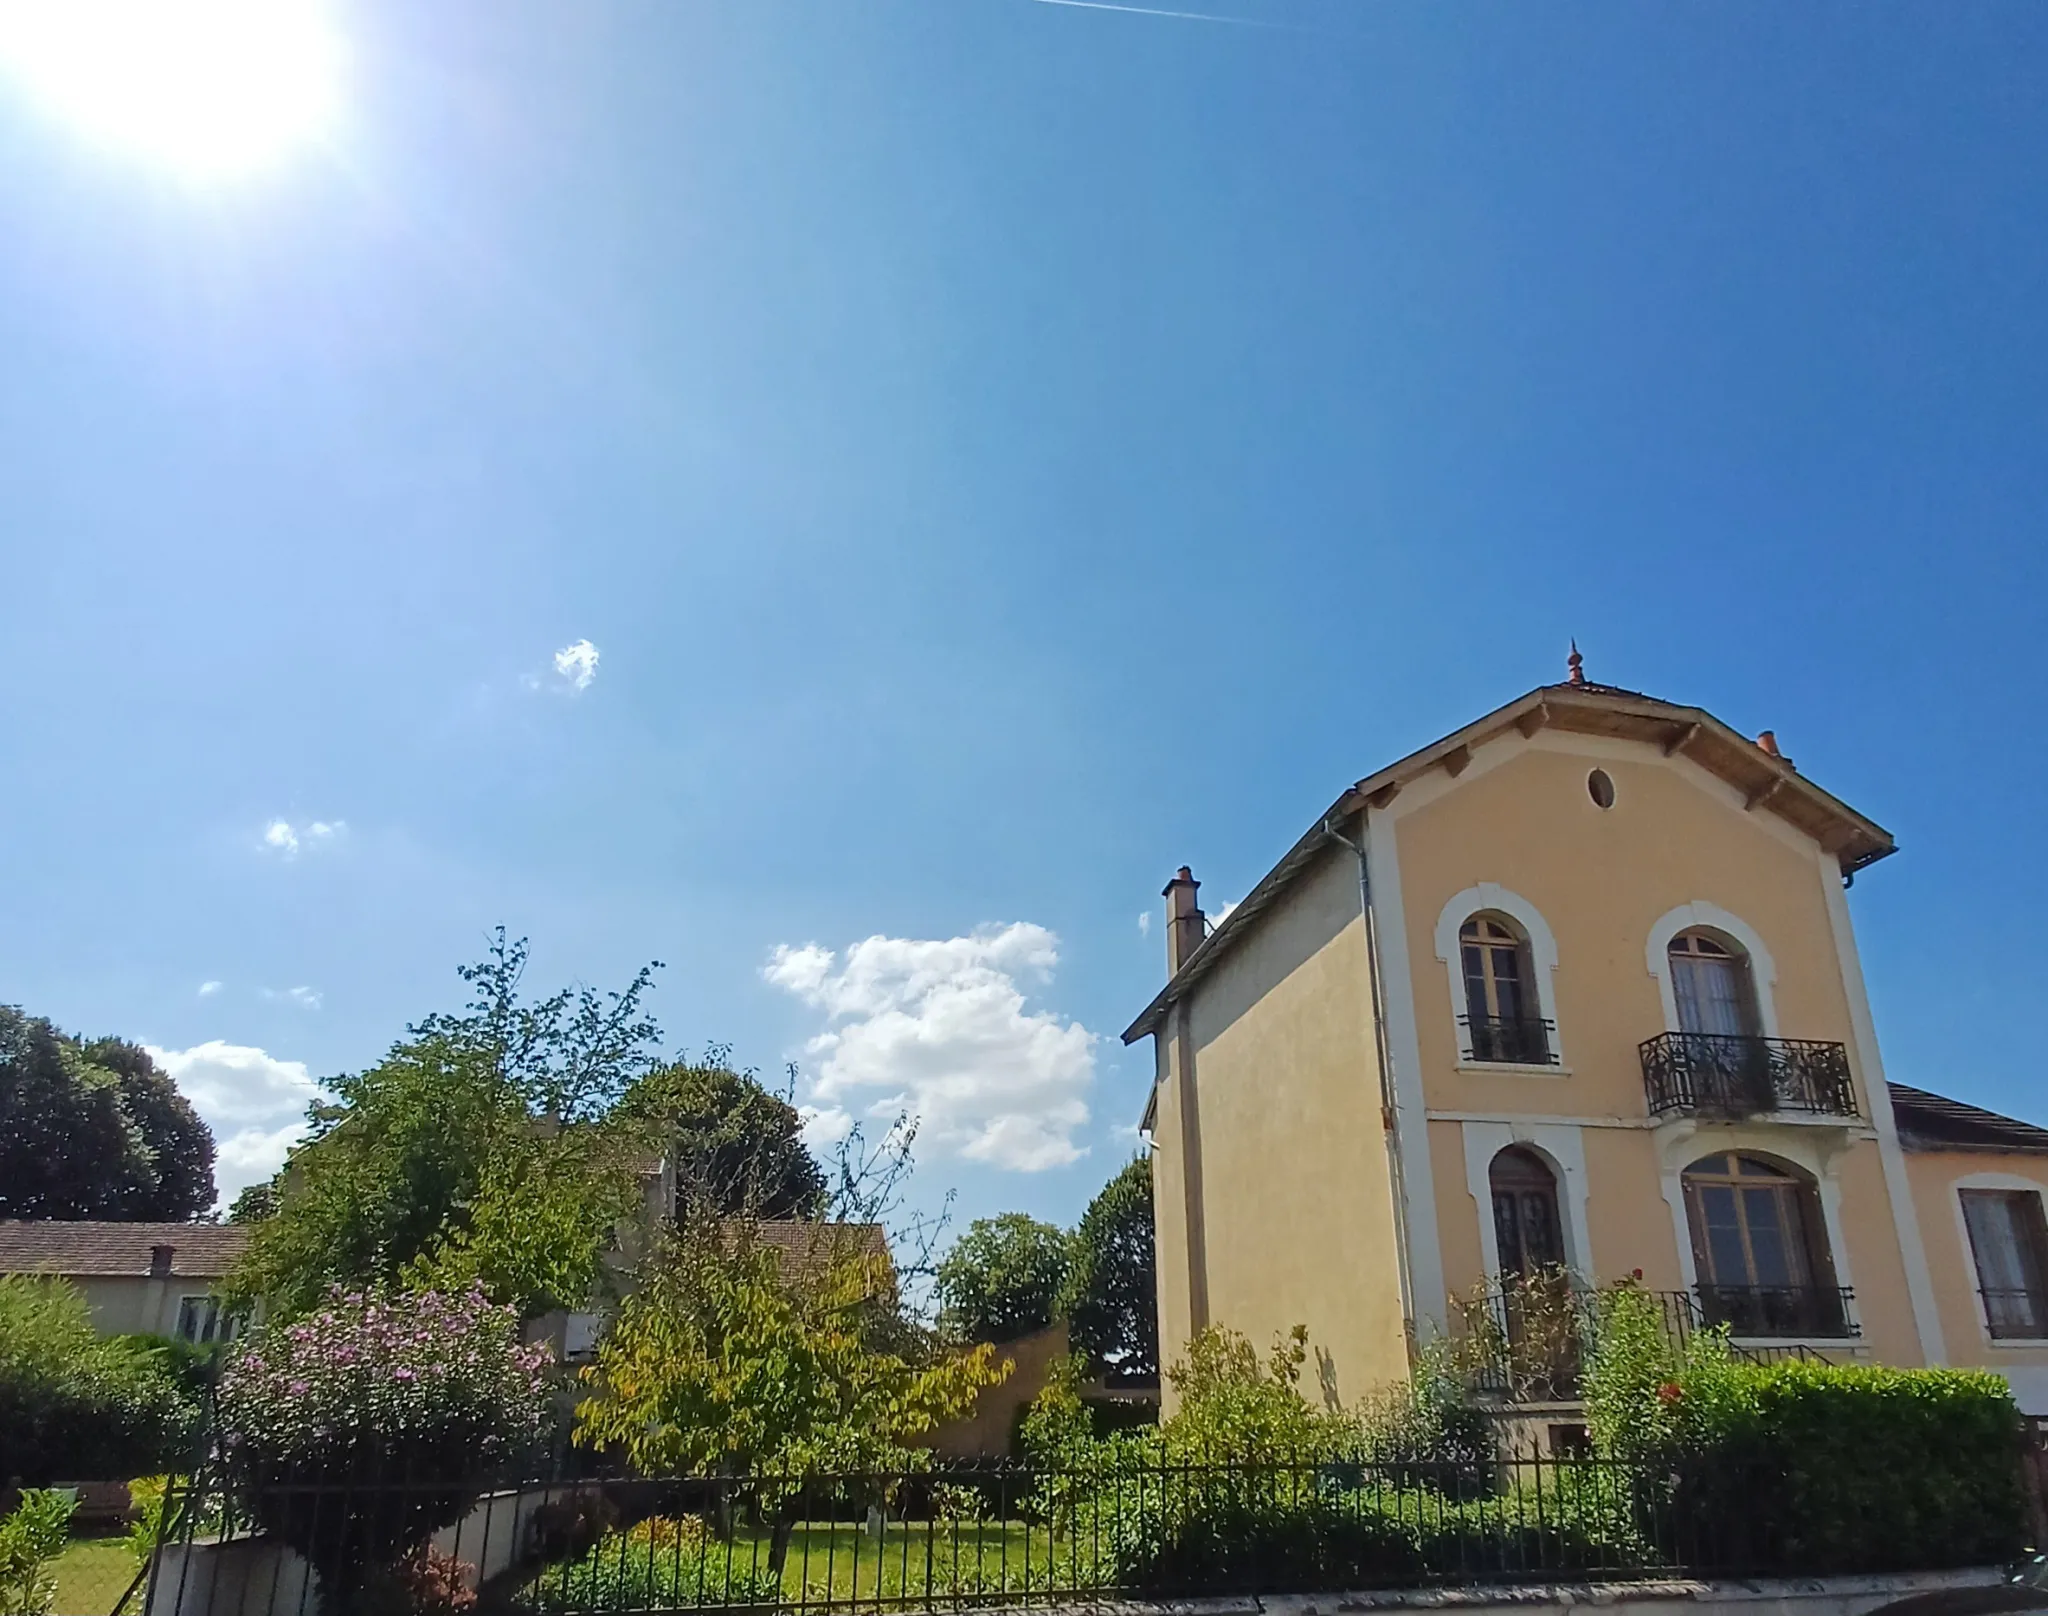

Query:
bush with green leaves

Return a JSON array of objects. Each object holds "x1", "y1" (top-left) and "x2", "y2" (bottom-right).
[
  {"x1": 1586, "y1": 1282, "x2": 2025, "y2": 1573},
  {"x1": 217, "y1": 1285, "x2": 554, "y2": 1604},
  {"x1": 0, "y1": 1277, "x2": 199, "y2": 1484},
  {"x1": 0, "y1": 1489, "x2": 76, "y2": 1616},
  {"x1": 524, "y1": 1518, "x2": 781, "y2": 1614}
]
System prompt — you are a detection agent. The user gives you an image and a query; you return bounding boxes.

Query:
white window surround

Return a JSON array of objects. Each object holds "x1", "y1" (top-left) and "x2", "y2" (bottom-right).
[
  {"x1": 1434, "y1": 884, "x2": 1566, "y2": 1069},
  {"x1": 1462, "y1": 1121, "x2": 1594, "y2": 1284},
  {"x1": 1948, "y1": 1172, "x2": 2048, "y2": 1347},
  {"x1": 1645, "y1": 901, "x2": 1780, "y2": 1038},
  {"x1": 1652, "y1": 1122, "x2": 1857, "y2": 1301}
]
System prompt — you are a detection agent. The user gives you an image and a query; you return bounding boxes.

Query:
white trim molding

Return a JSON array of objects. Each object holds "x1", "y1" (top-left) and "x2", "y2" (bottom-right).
[
  {"x1": 1946, "y1": 1171, "x2": 2048, "y2": 1347},
  {"x1": 1462, "y1": 1121, "x2": 1595, "y2": 1282},
  {"x1": 1435, "y1": 883, "x2": 1567, "y2": 1067},
  {"x1": 1366, "y1": 805, "x2": 1447, "y2": 1341},
  {"x1": 1645, "y1": 901, "x2": 1780, "y2": 1037}
]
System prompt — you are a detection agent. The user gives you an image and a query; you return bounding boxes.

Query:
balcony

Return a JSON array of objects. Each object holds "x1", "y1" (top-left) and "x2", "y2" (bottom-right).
[
  {"x1": 1693, "y1": 1283, "x2": 1858, "y2": 1339},
  {"x1": 1981, "y1": 1289, "x2": 2048, "y2": 1341},
  {"x1": 1639, "y1": 1032, "x2": 1858, "y2": 1119},
  {"x1": 1458, "y1": 1013, "x2": 1558, "y2": 1066}
]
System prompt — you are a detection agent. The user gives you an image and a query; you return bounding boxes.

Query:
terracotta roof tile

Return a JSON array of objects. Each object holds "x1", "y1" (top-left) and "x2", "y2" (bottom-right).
[{"x1": 0, "y1": 1221, "x2": 250, "y2": 1279}]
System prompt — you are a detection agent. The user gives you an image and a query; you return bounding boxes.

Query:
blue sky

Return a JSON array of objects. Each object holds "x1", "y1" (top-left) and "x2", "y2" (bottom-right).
[{"x1": 2, "y1": 1, "x2": 2046, "y2": 1235}]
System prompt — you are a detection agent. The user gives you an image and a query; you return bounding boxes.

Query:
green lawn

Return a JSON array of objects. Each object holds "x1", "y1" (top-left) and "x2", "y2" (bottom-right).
[{"x1": 51, "y1": 1537, "x2": 142, "y2": 1616}]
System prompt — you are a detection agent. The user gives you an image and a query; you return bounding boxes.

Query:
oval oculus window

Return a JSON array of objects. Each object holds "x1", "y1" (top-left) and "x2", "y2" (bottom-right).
[{"x1": 1587, "y1": 769, "x2": 1616, "y2": 810}]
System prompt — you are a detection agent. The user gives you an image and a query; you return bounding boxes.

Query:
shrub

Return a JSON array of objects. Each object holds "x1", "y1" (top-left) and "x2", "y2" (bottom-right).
[
  {"x1": 524, "y1": 1519, "x2": 781, "y2": 1613},
  {"x1": 1586, "y1": 1283, "x2": 2025, "y2": 1573},
  {"x1": 358, "y1": 1549, "x2": 477, "y2": 1616},
  {"x1": 0, "y1": 1278, "x2": 198, "y2": 1483},
  {"x1": 0, "y1": 1489, "x2": 76, "y2": 1616},
  {"x1": 217, "y1": 1285, "x2": 554, "y2": 1604}
]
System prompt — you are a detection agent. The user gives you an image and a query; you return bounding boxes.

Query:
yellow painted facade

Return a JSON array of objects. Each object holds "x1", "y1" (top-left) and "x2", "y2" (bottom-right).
[{"x1": 1130, "y1": 680, "x2": 2048, "y2": 1414}]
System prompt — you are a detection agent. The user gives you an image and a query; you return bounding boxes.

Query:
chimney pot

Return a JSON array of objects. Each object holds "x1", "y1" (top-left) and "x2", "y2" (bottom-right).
[{"x1": 149, "y1": 1245, "x2": 174, "y2": 1278}]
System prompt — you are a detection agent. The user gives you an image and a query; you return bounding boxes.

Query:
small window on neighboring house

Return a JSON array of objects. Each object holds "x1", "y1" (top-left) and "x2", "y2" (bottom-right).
[
  {"x1": 177, "y1": 1296, "x2": 221, "y2": 1344},
  {"x1": 1459, "y1": 914, "x2": 1552, "y2": 1064},
  {"x1": 1669, "y1": 931, "x2": 1761, "y2": 1039},
  {"x1": 1961, "y1": 1189, "x2": 2048, "y2": 1340}
]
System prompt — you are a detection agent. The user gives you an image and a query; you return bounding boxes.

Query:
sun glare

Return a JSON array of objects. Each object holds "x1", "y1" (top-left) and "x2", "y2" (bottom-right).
[{"x1": 0, "y1": 0, "x2": 342, "y2": 182}]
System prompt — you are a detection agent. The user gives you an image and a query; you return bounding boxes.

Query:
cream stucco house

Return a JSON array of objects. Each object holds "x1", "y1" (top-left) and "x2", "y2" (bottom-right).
[{"x1": 1126, "y1": 665, "x2": 2048, "y2": 1417}]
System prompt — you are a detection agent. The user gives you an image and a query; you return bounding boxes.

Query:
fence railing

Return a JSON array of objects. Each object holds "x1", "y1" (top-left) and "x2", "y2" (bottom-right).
[{"x1": 147, "y1": 1453, "x2": 1799, "y2": 1616}]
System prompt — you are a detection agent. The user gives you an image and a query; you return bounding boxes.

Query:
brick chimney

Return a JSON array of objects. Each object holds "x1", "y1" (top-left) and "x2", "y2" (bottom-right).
[
  {"x1": 1164, "y1": 866, "x2": 1206, "y2": 975},
  {"x1": 149, "y1": 1245, "x2": 174, "y2": 1278}
]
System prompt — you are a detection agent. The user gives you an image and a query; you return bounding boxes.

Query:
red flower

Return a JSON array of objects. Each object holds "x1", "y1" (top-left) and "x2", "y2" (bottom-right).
[{"x1": 1657, "y1": 1381, "x2": 1683, "y2": 1403}]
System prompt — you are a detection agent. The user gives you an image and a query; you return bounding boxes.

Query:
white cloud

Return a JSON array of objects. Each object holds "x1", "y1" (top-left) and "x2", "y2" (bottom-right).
[
  {"x1": 1137, "y1": 911, "x2": 1151, "y2": 937},
  {"x1": 260, "y1": 818, "x2": 345, "y2": 858},
  {"x1": 146, "y1": 1040, "x2": 322, "y2": 1207},
  {"x1": 262, "y1": 985, "x2": 323, "y2": 1010},
  {"x1": 764, "y1": 923, "x2": 1096, "y2": 1172},
  {"x1": 198, "y1": 980, "x2": 223, "y2": 997},
  {"x1": 553, "y1": 639, "x2": 600, "y2": 691},
  {"x1": 1211, "y1": 898, "x2": 1239, "y2": 929}
]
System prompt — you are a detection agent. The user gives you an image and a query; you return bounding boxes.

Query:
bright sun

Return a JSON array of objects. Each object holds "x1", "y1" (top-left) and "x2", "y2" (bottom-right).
[{"x1": 0, "y1": 0, "x2": 342, "y2": 182}]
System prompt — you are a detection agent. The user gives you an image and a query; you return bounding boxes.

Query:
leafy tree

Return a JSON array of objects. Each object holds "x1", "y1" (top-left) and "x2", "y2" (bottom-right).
[
  {"x1": 227, "y1": 1180, "x2": 281, "y2": 1223},
  {"x1": 934, "y1": 1213, "x2": 1073, "y2": 1344},
  {"x1": 573, "y1": 1220, "x2": 1003, "y2": 1571},
  {"x1": 1061, "y1": 1155, "x2": 1159, "y2": 1382},
  {"x1": 228, "y1": 932, "x2": 669, "y2": 1320},
  {"x1": 612, "y1": 1057, "x2": 826, "y2": 1218},
  {"x1": 80, "y1": 1040, "x2": 216, "y2": 1219},
  {"x1": 0, "y1": 1010, "x2": 213, "y2": 1221}
]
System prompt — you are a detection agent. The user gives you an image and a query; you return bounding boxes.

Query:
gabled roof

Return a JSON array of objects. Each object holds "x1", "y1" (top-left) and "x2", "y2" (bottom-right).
[
  {"x1": 1890, "y1": 1083, "x2": 2048, "y2": 1155},
  {"x1": 0, "y1": 1220, "x2": 250, "y2": 1279},
  {"x1": 1124, "y1": 680, "x2": 1896, "y2": 1045}
]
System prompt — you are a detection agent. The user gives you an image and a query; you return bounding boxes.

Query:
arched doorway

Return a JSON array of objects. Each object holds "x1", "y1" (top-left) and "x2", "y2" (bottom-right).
[
  {"x1": 1681, "y1": 1151, "x2": 1847, "y2": 1336},
  {"x1": 1485, "y1": 1146, "x2": 1576, "y2": 1399}
]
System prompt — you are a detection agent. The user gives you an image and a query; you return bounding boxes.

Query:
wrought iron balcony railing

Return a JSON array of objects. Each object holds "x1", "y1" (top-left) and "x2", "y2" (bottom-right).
[
  {"x1": 1639, "y1": 1031, "x2": 1858, "y2": 1118},
  {"x1": 1981, "y1": 1288, "x2": 2048, "y2": 1340},
  {"x1": 1458, "y1": 1013, "x2": 1558, "y2": 1066},
  {"x1": 1694, "y1": 1283, "x2": 1858, "y2": 1339}
]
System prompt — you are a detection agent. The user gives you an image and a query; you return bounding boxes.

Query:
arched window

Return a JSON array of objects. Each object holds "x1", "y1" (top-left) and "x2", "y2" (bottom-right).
[
  {"x1": 1460, "y1": 914, "x2": 1551, "y2": 1063},
  {"x1": 1668, "y1": 930, "x2": 1760, "y2": 1039},
  {"x1": 1681, "y1": 1153, "x2": 1847, "y2": 1337},
  {"x1": 1490, "y1": 1146, "x2": 1565, "y2": 1278}
]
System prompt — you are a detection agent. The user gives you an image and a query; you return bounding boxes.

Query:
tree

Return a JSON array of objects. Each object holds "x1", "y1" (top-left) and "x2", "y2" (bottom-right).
[
  {"x1": 229, "y1": 932, "x2": 671, "y2": 1320},
  {"x1": 0, "y1": 1010, "x2": 214, "y2": 1222},
  {"x1": 934, "y1": 1213, "x2": 1073, "y2": 1344},
  {"x1": 80, "y1": 1040, "x2": 216, "y2": 1219},
  {"x1": 573, "y1": 1219, "x2": 1002, "y2": 1572},
  {"x1": 1061, "y1": 1155, "x2": 1159, "y2": 1383},
  {"x1": 226, "y1": 1181, "x2": 280, "y2": 1223},
  {"x1": 612, "y1": 1057, "x2": 826, "y2": 1218}
]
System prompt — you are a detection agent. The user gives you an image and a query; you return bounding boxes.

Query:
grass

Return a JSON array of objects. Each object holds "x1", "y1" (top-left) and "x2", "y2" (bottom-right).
[{"x1": 51, "y1": 1537, "x2": 142, "y2": 1616}]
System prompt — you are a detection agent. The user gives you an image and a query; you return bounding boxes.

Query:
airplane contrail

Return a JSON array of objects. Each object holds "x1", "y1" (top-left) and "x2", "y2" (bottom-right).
[{"x1": 1025, "y1": 0, "x2": 1305, "y2": 30}]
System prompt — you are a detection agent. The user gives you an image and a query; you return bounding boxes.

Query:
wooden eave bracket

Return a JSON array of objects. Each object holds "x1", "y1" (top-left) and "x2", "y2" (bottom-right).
[
  {"x1": 1515, "y1": 704, "x2": 1549, "y2": 739},
  {"x1": 1663, "y1": 721, "x2": 1702, "y2": 757},
  {"x1": 1442, "y1": 743, "x2": 1472, "y2": 779},
  {"x1": 1367, "y1": 781, "x2": 1402, "y2": 810},
  {"x1": 1745, "y1": 775, "x2": 1788, "y2": 813}
]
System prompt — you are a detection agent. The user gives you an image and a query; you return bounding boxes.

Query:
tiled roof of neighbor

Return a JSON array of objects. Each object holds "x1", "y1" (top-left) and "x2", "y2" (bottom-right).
[
  {"x1": 743, "y1": 1220, "x2": 892, "y2": 1289},
  {"x1": 0, "y1": 1221, "x2": 251, "y2": 1279},
  {"x1": 1890, "y1": 1083, "x2": 2048, "y2": 1155}
]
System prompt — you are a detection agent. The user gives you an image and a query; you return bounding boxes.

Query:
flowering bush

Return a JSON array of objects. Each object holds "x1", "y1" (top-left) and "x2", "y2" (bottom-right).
[{"x1": 218, "y1": 1286, "x2": 554, "y2": 1604}]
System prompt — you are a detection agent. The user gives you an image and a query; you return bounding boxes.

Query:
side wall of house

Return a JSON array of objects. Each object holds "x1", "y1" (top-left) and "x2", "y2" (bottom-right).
[
  {"x1": 1161, "y1": 845, "x2": 1409, "y2": 1410},
  {"x1": 1904, "y1": 1148, "x2": 2048, "y2": 1411}
]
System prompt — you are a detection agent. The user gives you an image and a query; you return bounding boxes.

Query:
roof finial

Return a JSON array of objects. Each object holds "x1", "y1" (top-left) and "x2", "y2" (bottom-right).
[{"x1": 1566, "y1": 640, "x2": 1585, "y2": 686}]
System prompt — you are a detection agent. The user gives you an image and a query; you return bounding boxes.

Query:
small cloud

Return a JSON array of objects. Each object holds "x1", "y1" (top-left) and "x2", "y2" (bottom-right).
[
  {"x1": 198, "y1": 981, "x2": 223, "y2": 998},
  {"x1": 260, "y1": 818, "x2": 346, "y2": 858},
  {"x1": 553, "y1": 639, "x2": 600, "y2": 692},
  {"x1": 262, "y1": 985, "x2": 323, "y2": 1010},
  {"x1": 1210, "y1": 899, "x2": 1239, "y2": 931},
  {"x1": 1137, "y1": 912, "x2": 1151, "y2": 937}
]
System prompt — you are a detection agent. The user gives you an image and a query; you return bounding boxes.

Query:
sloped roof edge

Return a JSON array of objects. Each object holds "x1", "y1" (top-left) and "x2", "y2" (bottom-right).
[{"x1": 1123, "y1": 682, "x2": 1896, "y2": 1047}]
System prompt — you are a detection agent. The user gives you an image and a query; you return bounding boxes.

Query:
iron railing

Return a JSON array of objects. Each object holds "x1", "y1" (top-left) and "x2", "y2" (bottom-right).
[
  {"x1": 1983, "y1": 1289, "x2": 2048, "y2": 1341},
  {"x1": 1692, "y1": 1283, "x2": 1857, "y2": 1340},
  {"x1": 1457, "y1": 1014, "x2": 1557, "y2": 1066},
  {"x1": 146, "y1": 1454, "x2": 1797, "y2": 1616},
  {"x1": 1638, "y1": 1033, "x2": 1857, "y2": 1119}
]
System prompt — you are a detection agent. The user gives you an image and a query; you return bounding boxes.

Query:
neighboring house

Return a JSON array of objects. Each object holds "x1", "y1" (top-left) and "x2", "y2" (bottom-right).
[
  {"x1": 0, "y1": 1220, "x2": 249, "y2": 1343},
  {"x1": 1126, "y1": 663, "x2": 2048, "y2": 1415}
]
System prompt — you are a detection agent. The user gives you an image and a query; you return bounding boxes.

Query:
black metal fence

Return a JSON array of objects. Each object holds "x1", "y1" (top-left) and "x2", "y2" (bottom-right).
[{"x1": 145, "y1": 1453, "x2": 1793, "y2": 1616}]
